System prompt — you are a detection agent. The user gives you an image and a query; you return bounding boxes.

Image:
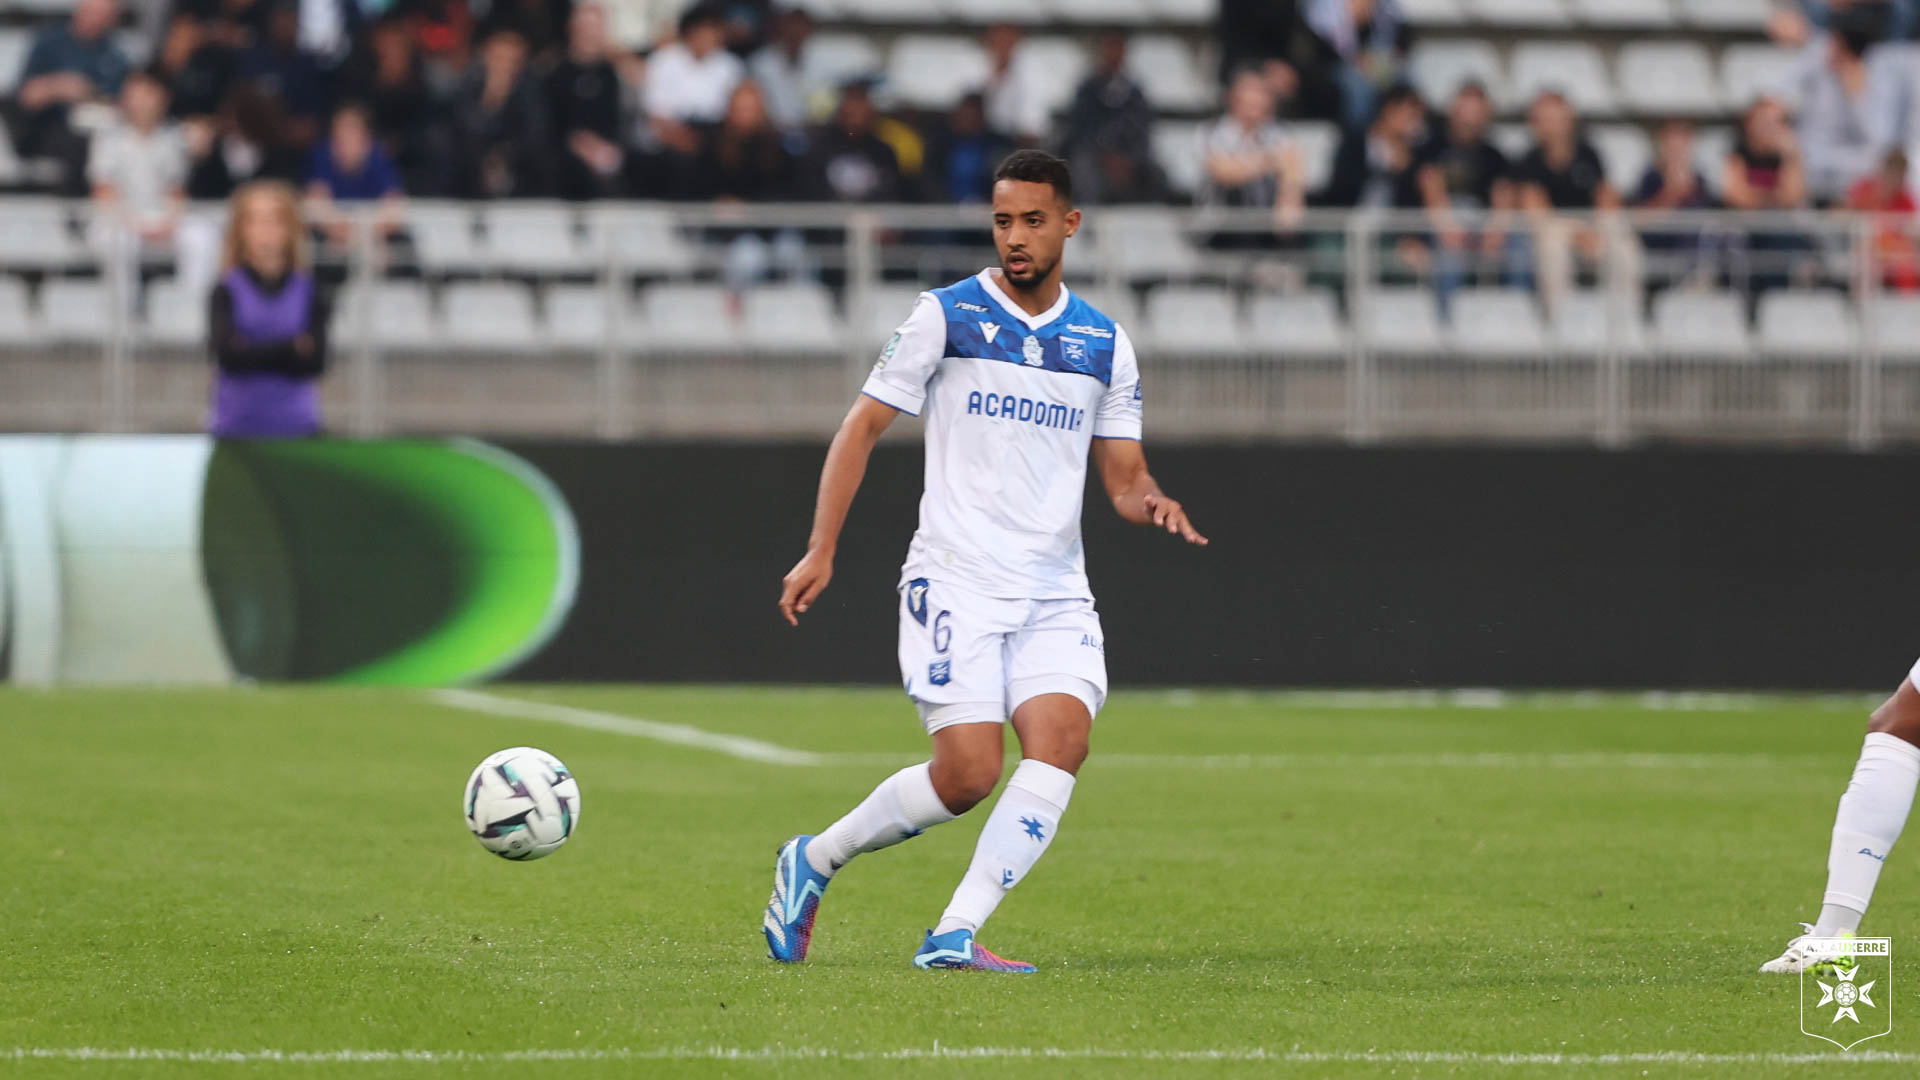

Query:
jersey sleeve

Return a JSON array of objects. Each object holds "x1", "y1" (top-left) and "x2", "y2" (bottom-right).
[
  {"x1": 859, "y1": 292, "x2": 945, "y2": 417},
  {"x1": 1093, "y1": 323, "x2": 1144, "y2": 441}
]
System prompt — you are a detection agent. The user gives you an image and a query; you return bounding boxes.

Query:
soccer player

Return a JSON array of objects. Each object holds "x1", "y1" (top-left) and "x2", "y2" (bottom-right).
[
  {"x1": 1761, "y1": 666, "x2": 1920, "y2": 972},
  {"x1": 762, "y1": 150, "x2": 1206, "y2": 972}
]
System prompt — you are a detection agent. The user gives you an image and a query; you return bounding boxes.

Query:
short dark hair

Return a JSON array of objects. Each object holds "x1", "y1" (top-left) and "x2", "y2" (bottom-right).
[
  {"x1": 680, "y1": 1, "x2": 724, "y2": 35},
  {"x1": 993, "y1": 149, "x2": 1073, "y2": 205}
]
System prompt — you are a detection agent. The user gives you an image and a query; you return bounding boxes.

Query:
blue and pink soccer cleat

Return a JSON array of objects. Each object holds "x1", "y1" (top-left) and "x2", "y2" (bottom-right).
[
  {"x1": 912, "y1": 928, "x2": 1037, "y2": 973},
  {"x1": 763, "y1": 835, "x2": 831, "y2": 962}
]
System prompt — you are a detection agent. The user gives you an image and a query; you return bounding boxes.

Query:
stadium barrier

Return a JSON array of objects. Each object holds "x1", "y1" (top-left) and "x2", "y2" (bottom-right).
[
  {"x1": 3, "y1": 435, "x2": 1914, "y2": 689},
  {"x1": 0, "y1": 200, "x2": 1914, "y2": 447}
]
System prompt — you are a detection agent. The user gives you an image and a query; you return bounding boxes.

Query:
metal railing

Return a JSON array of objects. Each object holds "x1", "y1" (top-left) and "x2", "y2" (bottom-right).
[{"x1": 1, "y1": 199, "x2": 1915, "y2": 447}]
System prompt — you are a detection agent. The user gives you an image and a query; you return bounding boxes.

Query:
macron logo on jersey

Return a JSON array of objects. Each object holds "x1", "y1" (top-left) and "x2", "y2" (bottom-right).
[
  {"x1": 967, "y1": 390, "x2": 1085, "y2": 431},
  {"x1": 982, "y1": 322, "x2": 1000, "y2": 343}
]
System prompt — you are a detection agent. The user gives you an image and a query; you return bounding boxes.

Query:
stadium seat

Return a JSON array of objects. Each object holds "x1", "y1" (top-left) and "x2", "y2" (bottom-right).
[
  {"x1": 1650, "y1": 290, "x2": 1749, "y2": 356},
  {"x1": 0, "y1": 275, "x2": 39, "y2": 343},
  {"x1": 1072, "y1": 286, "x2": 1141, "y2": 332},
  {"x1": 1292, "y1": 121, "x2": 1341, "y2": 193},
  {"x1": 1868, "y1": 296, "x2": 1920, "y2": 359},
  {"x1": 1690, "y1": 125, "x2": 1736, "y2": 181},
  {"x1": 1720, "y1": 44, "x2": 1796, "y2": 111},
  {"x1": 859, "y1": 284, "x2": 928, "y2": 345},
  {"x1": 1588, "y1": 124, "x2": 1652, "y2": 194},
  {"x1": 481, "y1": 203, "x2": 587, "y2": 273},
  {"x1": 1756, "y1": 290, "x2": 1858, "y2": 355},
  {"x1": 1151, "y1": 120, "x2": 1206, "y2": 197},
  {"x1": 1507, "y1": 41, "x2": 1617, "y2": 115},
  {"x1": 38, "y1": 279, "x2": 111, "y2": 341},
  {"x1": 741, "y1": 284, "x2": 843, "y2": 351},
  {"x1": 1489, "y1": 122, "x2": 1530, "y2": 162},
  {"x1": 1566, "y1": 0, "x2": 1674, "y2": 26},
  {"x1": 802, "y1": 33, "x2": 885, "y2": 93},
  {"x1": 1054, "y1": 0, "x2": 1156, "y2": 20},
  {"x1": 948, "y1": 0, "x2": 1053, "y2": 22},
  {"x1": 443, "y1": 282, "x2": 540, "y2": 349},
  {"x1": 1677, "y1": 0, "x2": 1772, "y2": 29},
  {"x1": 1466, "y1": 0, "x2": 1573, "y2": 26},
  {"x1": 367, "y1": 280, "x2": 439, "y2": 348},
  {"x1": 1019, "y1": 38, "x2": 1092, "y2": 120},
  {"x1": 1398, "y1": 0, "x2": 1471, "y2": 26},
  {"x1": 1135, "y1": 0, "x2": 1214, "y2": 22},
  {"x1": 1615, "y1": 42, "x2": 1721, "y2": 117},
  {"x1": 1360, "y1": 288, "x2": 1443, "y2": 352},
  {"x1": 1125, "y1": 34, "x2": 1215, "y2": 112},
  {"x1": 640, "y1": 283, "x2": 740, "y2": 349},
  {"x1": 886, "y1": 35, "x2": 990, "y2": 110},
  {"x1": 834, "y1": 0, "x2": 944, "y2": 19},
  {"x1": 1552, "y1": 290, "x2": 1645, "y2": 350},
  {"x1": 407, "y1": 204, "x2": 481, "y2": 270},
  {"x1": 542, "y1": 284, "x2": 613, "y2": 349},
  {"x1": 1407, "y1": 40, "x2": 1506, "y2": 110},
  {"x1": 1142, "y1": 285, "x2": 1244, "y2": 353},
  {"x1": 0, "y1": 29, "x2": 32, "y2": 92},
  {"x1": 1091, "y1": 209, "x2": 1201, "y2": 280},
  {"x1": 1245, "y1": 290, "x2": 1348, "y2": 355},
  {"x1": 592, "y1": 206, "x2": 698, "y2": 276},
  {"x1": 1450, "y1": 288, "x2": 1547, "y2": 355},
  {"x1": 141, "y1": 277, "x2": 209, "y2": 346},
  {"x1": 0, "y1": 199, "x2": 82, "y2": 267}
]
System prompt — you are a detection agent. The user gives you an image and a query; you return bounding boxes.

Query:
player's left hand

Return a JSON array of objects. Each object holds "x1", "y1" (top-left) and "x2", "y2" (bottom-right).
[{"x1": 1143, "y1": 493, "x2": 1208, "y2": 546}]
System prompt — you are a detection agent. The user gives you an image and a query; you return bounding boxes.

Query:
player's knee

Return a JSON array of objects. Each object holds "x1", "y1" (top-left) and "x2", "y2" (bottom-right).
[
  {"x1": 1869, "y1": 680, "x2": 1920, "y2": 741},
  {"x1": 934, "y1": 755, "x2": 1002, "y2": 814}
]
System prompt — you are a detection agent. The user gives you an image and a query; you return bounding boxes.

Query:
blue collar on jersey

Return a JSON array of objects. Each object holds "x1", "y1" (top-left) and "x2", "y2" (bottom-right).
[{"x1": 930, "y1": 270, "x2": 1117, "y2": 385}]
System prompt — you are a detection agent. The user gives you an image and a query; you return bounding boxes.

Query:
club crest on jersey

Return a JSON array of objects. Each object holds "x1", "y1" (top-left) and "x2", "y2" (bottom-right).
[
  {"x1": 1061, "y1": 336, "x2": 1087, "y2": 362},
  {"x1": 1022, "y1": 335, "x2": 1044, "y2": 366},
  {"x1": 906, "y1": 577, "x2": 930, "y2": 626},
  {"x1": 981, "y1": 321, "x2": 1000, "y2": 343},
  {"x1": 876, "y1": 331, "x2": 900, "y2": 370}
]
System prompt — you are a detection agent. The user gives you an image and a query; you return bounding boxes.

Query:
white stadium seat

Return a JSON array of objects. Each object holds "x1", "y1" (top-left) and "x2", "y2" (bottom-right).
[
  {"x1": 407, "y1": 204, "x2": 481, "y2": 270},
  {"x1": 542, "y1": 284, "x2": 613, "y2": 349},
  {"x1": 948, "y1": 0, "x2": 1054, "y2": 22},
  {"x1": 1589, "y1": 124, "x2": 1653, "y2": 194},
  {"x1": 1616, "y1": 42, "x2": 1722, "y2": 117},
  {"x1": 801, "y1": 33, "x2": 884, "y2": 94},
  {"x1": 640, "y1": 283, "x2": 739, "y2": 349},
  {"x1": 0, "y1": 29, "x2": 33, "y2": 91},
  {"x1": 481, "y1": 204, "x2": 586, "y2": 273},
  {"x1": 1142, "y1": 285, "x2": 1244, "y2": 353},
  {"x1": 1553, "y1": 291, "x2": 1645, "y2": 351},
  {"x1": 1869, "y1": 297, "x2": 1920, "y2": 359},
  {"x1": 1361, "y1": 288, "x2": 1443, "y2": 352},
  {"x1": 141, "y1": 277, "x2": 210, "y2": 346},
  {"x1": 1691, "y1": 126, "x2": 1736, "y2": 183},
  {"x1": 38, "y1": 279, "x2": 110, "y2": 341},
  {"x1": 1651, "y1": 290, "x2": 1749, "y2": 356},
  {"x1": 834, "y1": 0, "x2": 944, "y2": 19},
  {"x1": 1018, "y1": 38, "x2": 1092, "y2": 119},
  {"x1": 1567, "y1": 0, "x2": 1673, "y2": 26},
  {"x1": 1054, "y1": 0, "x2": 1155, "y2": 22},
  {"x1": 1450, "y1": 289, "x2": 1547, "y2": 355},
  {"x1": 0, "y1": 275, "x2": 39, "y2": 343},
  {"x1": 742, "y1": 284, "x2": 843, "y2": 351},
  {"x1": 368, "y1": 281, "x2": 439, "y2": 348},
  {"x1": 1399, "y1": 0, "x2": 1470, "y2": 26},
  {"x1": 1136, "y1": 0, "x2": 1213, "y2": 22},
  {"x1": 1246, "y1": 291, "x2": 1348, "y2": 355},
  {"x1": 1507, "y1": 41, "x2": 1617, "y2": 115},
  {"x1": 1678, "y1": 0, "x2": 1771, "y2": 30},
  {"x1": 1720, "y1": 44, "x2": 1796, "y2": 111},
  {"x1": 0, "y1": 199, "x2": 82, "y2": 266},
  {"x1": 1757, "y1": 291, "x2": 1858, "y2": 355},
  {"x1": 1466, "y1": 0, "x2": 1573, "y2": 26},
  {"x1": 1151, "y1": 120, "x2": 1206, "y2": 197},
  {"x1": 1490, "y1": 122, "x2": 1531, "y2": 162},
  {"x1": 1091, "y1": 209, "x2": 1200, "y2": 280},
  {"x1": 860, "y1": 285, "x2": 928, "y2": 346},
  {"x1": 886, "y1": 35, "x2": 990, "y2": 110},
  {"x1": 443, "y1": 282, "x2": 539, "y2": 348},
  {"x1": 594, "y1": 207, "x2": 698, "y2": 276},
  {"x1": 1125, "y1": 34, "x2": 1215, "y2": 112},
  {"x1": 1408, "y1": 40, "x2": 1506, "y2": 110},
  {"x1": 1071, "y1": 287, "x2": 1140, "y2": 332}
]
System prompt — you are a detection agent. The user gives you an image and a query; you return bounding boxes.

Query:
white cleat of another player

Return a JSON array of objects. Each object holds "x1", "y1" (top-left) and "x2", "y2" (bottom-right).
[{"x1": 1759, "y1": 923, "x2": 1843, "y2": 974}]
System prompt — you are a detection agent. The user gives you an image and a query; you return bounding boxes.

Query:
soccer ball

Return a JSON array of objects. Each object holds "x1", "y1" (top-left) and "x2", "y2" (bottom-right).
[{"x1": 464, "y1": 747, "x2": 580, "y2": 860}]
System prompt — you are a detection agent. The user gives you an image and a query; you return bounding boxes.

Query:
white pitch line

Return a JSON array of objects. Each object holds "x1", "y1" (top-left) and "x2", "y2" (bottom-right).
[
  {"x1": 427, "y1": 689, "x2": 823, "y2": 767},
  {"x1": 9, "y1": 1046, "x2": 1920, "y2": 1066}
]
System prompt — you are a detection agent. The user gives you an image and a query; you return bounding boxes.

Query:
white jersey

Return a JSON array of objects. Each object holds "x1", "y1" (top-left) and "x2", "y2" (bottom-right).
[{"x1": 860, "y1": 269, "x2": 1143, "y2": 600}]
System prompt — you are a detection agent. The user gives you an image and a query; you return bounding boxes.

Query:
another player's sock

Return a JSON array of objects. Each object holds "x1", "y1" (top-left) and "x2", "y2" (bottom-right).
[
  {"x1": 1817, "y1": 732, "x2": 1920, "y2": 932},
  {"x1": 933, "y1": 759, "x2": 1075, "y2": 935},
  {"x1": 805, "y1": 762, "x2": 956, "y2": 878}
]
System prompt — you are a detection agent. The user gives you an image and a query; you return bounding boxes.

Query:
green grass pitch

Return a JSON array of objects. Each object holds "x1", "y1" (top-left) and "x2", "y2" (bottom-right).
[{"x1": 3, "y1": 684, "x2": 1916, "y2": 1078}]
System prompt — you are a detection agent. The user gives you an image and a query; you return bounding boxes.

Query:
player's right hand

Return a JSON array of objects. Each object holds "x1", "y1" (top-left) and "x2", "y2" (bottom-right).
[{"x1": 779, "y1": 549, "x2": 834, "y2": 626}]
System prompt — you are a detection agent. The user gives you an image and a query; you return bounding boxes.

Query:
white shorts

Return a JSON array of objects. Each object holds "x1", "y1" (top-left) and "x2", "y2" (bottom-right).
[{"x1": 897, "y1": 576, "x2": 1108, "y2": 733}]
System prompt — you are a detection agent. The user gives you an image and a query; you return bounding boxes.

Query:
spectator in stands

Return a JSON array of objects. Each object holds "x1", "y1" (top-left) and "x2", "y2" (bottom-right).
[
  {"x1": 1514, "y1": 89, "x2": 1638, "y2": 312},
  {"x1": 1409, "y1": 81, "x2": 1514, "y2": 299},
  {"x1": 343, "y1": 18, "x2": 436, "y2": 194},
  {"x1": 1319, "y1": 82, "x2": 1423, "y2": 209},
  {"x1": 980, "y1": 22, "x2": 1050, "y2": 146},
  {"x1": 1723, "y1": 95, "x2": 1817, "y2": 293},
  {"x1": 646, "y1": 2, "x2": 746, "y2": 157},
  {"x1": 1632, "y1": 118, "x2": 1719, "y2": 288},
  {"x1": 1848, "y1": 147, "x2": 1920, "y2": 289},
  {"x1": 89, "y1": 69, "x2": 188, "y2": 248},
  {"x1": 1782, "y1": 5, "x2": 1895, "y2": 204},
  {"x1": 928, "y1": 92, "x2": 1010, "y2": 204},
  {"x1": 207, "y1": 180, "x2": 330, "y2": 439},
  {"x1": 1216, "y1": 0, "x2": 1337, "y2": 121},
  {"x1": 749, "y1": 6, "x2": 822, "y2": 135},
  {"x1": 1197, "y1": 67, "x2": 1307, "y2": 227},
  {"x1": 304, "y1": 102, "x2": 406, "y2": 253},
  {"x1": 696, "y1": 80, "x2": 809, "y2": 290},
  {"x1": 452, "y1": 28, "x2": 551, "y2": 199},
  {"x1": 185, "y1": 83, "x2": 305, "y2": 198},
  {"x1": 11, "y1": 0, "x2": 131, "y2": 193},
  {"x1": 548, "y1": 2, "x2": 628, "y2": 200},
  {"x1": 478, "y1": 0, "x2": 570, "y2": 59},
  {"x1": 237, "y1": 2, "x2": 330, "y2": 149},
  {"x1": 1059, "y1": 32, "x2": 1160, "y2": 205},
  {"x1": 153, "y1": 14, "x2": 231, "y2": 121},
  {"x1": 804, "y1": 80, "x2": 902, "y2": 202},
  {"x1": 1306, "y1": 0, "x2": 1409, "y2": 133}
]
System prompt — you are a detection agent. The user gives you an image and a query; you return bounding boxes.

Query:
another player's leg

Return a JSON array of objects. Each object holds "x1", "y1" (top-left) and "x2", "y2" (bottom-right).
[
  {"x1": 915, "y1": 687, "x2": 1092, "y2": 974},
  {"x1": 1762, "y1": 674, "x2": 1920, "y2": 973},
  {"x1": 763, "y1": 718, "x2": 999, "y2": 963}
]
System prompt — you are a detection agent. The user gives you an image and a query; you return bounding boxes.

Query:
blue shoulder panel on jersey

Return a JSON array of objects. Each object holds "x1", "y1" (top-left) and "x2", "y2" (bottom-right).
[{"x1": 930, "y1": 276, "x2": 1117, "y2": 386}]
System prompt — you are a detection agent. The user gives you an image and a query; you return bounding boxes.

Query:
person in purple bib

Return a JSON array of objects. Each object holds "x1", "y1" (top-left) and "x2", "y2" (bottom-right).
[{"x1": 206, "y1": 180, "x2": 331, "y2": 439}]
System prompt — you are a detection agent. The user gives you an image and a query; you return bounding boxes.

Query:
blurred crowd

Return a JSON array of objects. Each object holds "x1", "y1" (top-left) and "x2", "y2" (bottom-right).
[{"x1": 10, "y1": 0, "x2": 1920, "y2": 293}]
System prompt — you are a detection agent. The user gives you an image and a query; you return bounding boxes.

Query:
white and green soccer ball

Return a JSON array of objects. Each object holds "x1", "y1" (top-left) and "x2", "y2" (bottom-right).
[{"x1": 464, "y1": 747, "x2": 580, "y2": 860}]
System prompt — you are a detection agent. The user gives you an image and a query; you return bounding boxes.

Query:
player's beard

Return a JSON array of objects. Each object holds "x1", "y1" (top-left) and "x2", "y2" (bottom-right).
[{"x1": 1000, "y1": 252, "x2": 1055, "y2": 291}]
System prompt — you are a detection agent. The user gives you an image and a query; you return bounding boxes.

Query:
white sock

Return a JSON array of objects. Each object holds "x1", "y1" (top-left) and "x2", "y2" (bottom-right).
[
  {"x1": 1818, "y1": 732, "x2": 1920, "y2": 929},
  {"x1": 805, "y1": 762, "x2": 955, "y2": 878},
  {"x1": 933, "y1": 759, "x2": 1075, "y2": 935}
]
